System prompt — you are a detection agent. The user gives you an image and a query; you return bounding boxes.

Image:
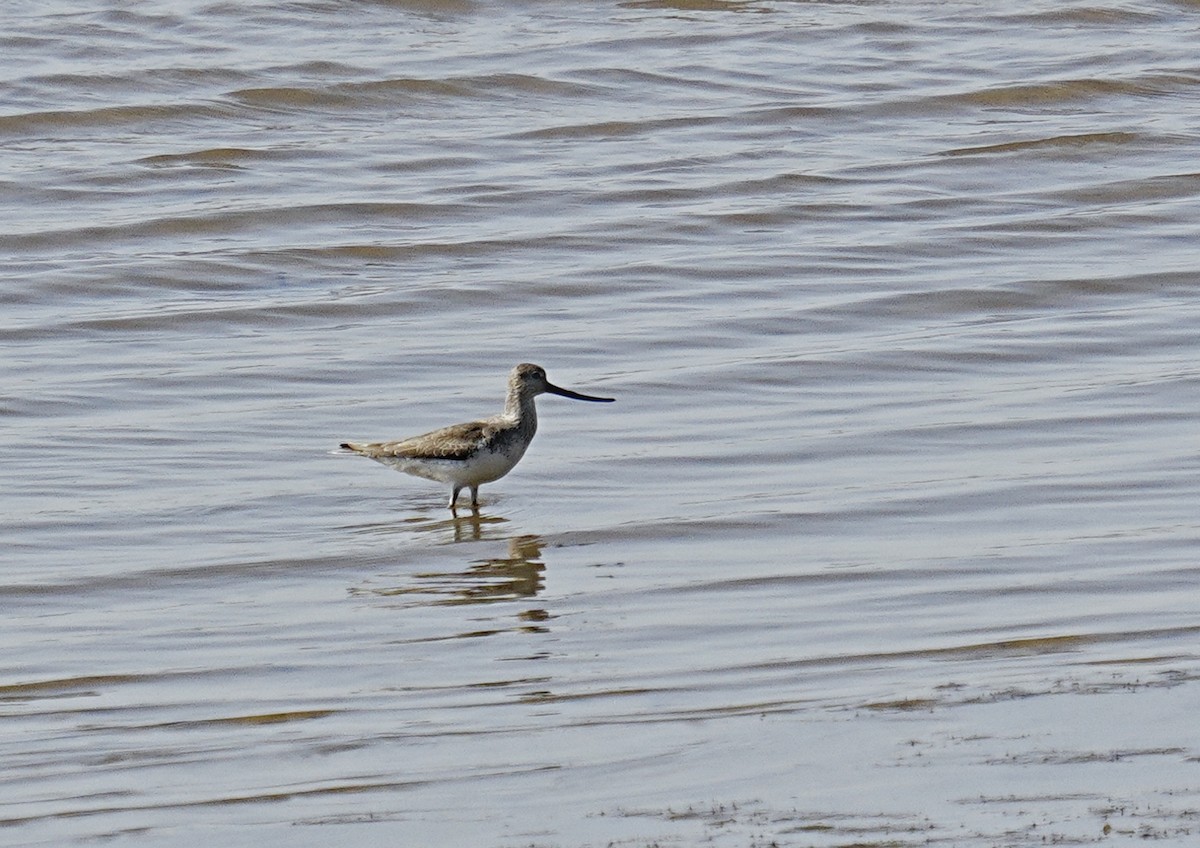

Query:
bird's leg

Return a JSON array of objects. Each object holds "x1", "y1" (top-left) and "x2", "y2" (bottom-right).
[
  {"x1": 449, "y1": 486, "x2": 462, "y2": 511},
  {"x1": 469, "y1": 486, "x2": 479, "y2": 509}
]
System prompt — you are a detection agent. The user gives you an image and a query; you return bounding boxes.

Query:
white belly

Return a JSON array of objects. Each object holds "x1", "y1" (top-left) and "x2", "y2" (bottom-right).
[{"x1": 377, "y1": 444, "x2": 526, "y2": 487}]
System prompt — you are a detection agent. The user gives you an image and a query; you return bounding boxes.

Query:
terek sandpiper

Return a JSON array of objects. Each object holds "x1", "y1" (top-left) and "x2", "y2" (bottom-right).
[{"x1": 340, "y1": 363, "x2": 614, "y2": 511}]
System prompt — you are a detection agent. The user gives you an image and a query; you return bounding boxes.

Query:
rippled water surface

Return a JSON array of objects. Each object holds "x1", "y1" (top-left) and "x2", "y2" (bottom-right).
[{"x1": 4, "y1": 1, "x2": 1200, "y2": 845}]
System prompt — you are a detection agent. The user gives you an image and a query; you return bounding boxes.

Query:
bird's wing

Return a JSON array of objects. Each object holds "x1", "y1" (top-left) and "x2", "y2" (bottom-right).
[{"x1": 346, "y1": 420, "x2": 499, "y2": 462}]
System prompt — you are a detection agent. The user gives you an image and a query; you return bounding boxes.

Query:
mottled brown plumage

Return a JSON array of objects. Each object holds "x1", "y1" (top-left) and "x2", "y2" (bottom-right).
[{"x1": 341, "y1": 363, "x2": 613, "y2": 511}]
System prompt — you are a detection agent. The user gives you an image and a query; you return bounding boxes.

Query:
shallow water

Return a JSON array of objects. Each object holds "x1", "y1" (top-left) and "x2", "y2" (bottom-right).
[{"x1": 4, "y1": 1, "x2": 1200, "y2": 845}]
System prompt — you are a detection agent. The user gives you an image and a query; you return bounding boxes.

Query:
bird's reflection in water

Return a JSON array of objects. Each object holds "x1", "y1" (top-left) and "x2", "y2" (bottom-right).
[
  {"x1": 341, "y1": 498, "x2": 508, "y2": 543},
  {"x1": 361, "y1": 534, "x2": 548, "y2": 613},
  {"x1": 385, "y1": 509, "x2": 503, "y2": 543}
]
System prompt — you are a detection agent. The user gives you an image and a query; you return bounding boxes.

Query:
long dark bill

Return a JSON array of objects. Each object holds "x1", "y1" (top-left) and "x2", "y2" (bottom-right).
[{"x1": 545, "y1": 382, "x2": 615, "y2": 403}]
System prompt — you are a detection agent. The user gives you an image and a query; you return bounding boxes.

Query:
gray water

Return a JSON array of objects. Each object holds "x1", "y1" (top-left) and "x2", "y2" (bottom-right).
[{"x1": 4, "y1": 1, "x2": 1200, "y2": 845}]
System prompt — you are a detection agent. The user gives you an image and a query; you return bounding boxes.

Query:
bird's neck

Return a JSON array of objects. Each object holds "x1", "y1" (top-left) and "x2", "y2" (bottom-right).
[{"x1": 503, "y1": 390, "x2": 538, "y2": 431}]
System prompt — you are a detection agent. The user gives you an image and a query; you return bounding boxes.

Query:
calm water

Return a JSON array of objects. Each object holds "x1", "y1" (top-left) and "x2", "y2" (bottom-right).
[{"x1": 4, "y1": 0, "x2": 1200, "y2": 845}]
